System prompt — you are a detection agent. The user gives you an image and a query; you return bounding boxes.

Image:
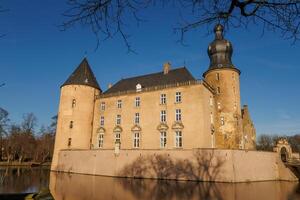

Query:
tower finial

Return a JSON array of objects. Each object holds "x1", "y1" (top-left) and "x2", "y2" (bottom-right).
[{"x1": 214, "y1": 24, "x2": 224, "y2": 40}]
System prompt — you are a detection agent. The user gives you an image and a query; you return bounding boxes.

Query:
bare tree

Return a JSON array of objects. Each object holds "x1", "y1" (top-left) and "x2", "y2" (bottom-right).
[
  {"x1": 0, "y1": 107, "x2": 9, "y2": 161},
  {"x1": 62, "y1": 0, "x2": 300, "y2": 51}
]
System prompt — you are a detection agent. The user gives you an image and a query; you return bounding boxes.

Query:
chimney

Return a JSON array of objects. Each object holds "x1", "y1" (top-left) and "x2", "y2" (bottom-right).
[
  {"x1": 108, "y1": 83, "x2": 113, "y2": 89},
  {"x1": 163, "y1": 62, "x2": 171, "y2": 75}
]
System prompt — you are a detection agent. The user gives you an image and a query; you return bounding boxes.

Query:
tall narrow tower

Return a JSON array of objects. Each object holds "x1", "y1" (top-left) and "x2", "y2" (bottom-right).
[
  {"x1": 51, "y1": 58, "x2": 101, "y2": 170},
  {"x1": 203, "y1": 24, "x2": 243, "y2": 149}
]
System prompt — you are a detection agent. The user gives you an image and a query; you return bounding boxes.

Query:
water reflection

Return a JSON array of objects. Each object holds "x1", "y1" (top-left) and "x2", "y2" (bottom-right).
[
  {"x1": 49, "y1": 172, "x2": 300, "y2": 200},
  {"x1": 1, "y1": 167, "x2": 299, "y2": 200},
  {"x1": 0, "y1": 166, "x2": 49, "y2": 194}
]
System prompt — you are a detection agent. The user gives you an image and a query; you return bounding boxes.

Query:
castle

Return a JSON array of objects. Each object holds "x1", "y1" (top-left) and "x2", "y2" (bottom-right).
[{"x1": 51, "y1": 24, "x2": 256, "y2": 171}]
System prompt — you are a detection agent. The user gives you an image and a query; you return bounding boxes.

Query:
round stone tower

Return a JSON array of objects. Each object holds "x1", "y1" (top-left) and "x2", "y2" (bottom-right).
[
  {"x1": 51, "y1": 58, "x2": 101, "y2": 170},
  {"x1": 203, "y1": 24, "x2": 243, "y2": 149}
]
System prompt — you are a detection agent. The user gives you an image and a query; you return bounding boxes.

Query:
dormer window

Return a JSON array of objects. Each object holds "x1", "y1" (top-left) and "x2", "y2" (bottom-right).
[{"x1": 136, "y1": 83, "x2": 142, "y2": 92}]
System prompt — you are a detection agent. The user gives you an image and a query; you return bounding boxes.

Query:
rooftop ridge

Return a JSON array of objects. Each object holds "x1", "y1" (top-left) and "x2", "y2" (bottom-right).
[{"x1": 120, "y1": 66, "x2": 187, "y2": 81}]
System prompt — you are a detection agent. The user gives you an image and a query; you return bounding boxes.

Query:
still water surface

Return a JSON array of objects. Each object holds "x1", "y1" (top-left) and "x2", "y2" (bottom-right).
[{"x1": 1, "y1": 167, "x2": 300, "y2": 200}]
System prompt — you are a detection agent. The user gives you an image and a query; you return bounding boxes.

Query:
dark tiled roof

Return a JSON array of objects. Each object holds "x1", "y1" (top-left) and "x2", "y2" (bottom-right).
[
  {"x1": 104, "y1": 67, "x2": 195, "y2": 94},
  {"x1": 62, "y1": 58, "x2": 101, "y2": 91}
]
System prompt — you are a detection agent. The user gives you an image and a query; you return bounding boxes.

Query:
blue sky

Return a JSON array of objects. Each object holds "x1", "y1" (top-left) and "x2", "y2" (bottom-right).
[{"x1": 0, "y1": 1, "x2": 299, "y2": 135}]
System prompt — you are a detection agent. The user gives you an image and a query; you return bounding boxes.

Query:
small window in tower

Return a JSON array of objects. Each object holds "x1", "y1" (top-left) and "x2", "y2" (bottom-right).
[
  {"x1": 69, "y1": 121, "x2": 73, "y2": 129},
  {"x1": 220, "y1": 117, "x2": 225, "y2": 126},
  {"x1": 216, "y1": 73, "x2": 220, "y2": 81},
  {"x1": 217, "y1": 87, "x2": 221, "y2": 94},
  {"x1": 68, "y1": 138, "x2": 72, "y2": 147},
  {"x1": 72, "y1": 99, "x2": 76, "y2": 108},
  {"x1": 100, "y1": 102, "x2": 105, "y2": 111},
  {"x1": 209, "y1": 97, "x2": 213, "y2": 106},
  {"x1": 100, "y1": 116, "x2": 104, "y2": 126}
]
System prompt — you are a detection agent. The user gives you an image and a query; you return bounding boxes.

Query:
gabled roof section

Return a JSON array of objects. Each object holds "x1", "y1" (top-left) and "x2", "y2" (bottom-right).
[
  {"x1": 62, "y1": 58, "x2": 101, "y2": 91},
  {"x1": 104, "y1": 67, "x2": 195, "y2": 94}
]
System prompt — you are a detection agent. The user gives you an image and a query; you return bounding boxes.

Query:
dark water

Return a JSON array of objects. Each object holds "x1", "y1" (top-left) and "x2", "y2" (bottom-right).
[{"x1": 1, "y1": 167, "x2": 300, "y2": 200}]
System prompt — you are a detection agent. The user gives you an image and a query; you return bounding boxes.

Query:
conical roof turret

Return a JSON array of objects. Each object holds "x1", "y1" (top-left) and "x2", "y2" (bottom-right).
[{"x1": 62, "y1": 58, "x2": 101, "y2": 91}]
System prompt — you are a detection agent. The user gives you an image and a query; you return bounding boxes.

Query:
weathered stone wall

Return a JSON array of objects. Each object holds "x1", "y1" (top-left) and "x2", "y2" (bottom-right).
[
  {"x1": 53, "y1": 149, "x2": 298, "y2": 182},
  {"x1": 241, "y1": 105, "x2": 256, "y2": 150},
  {"x1": 204, "y1": 68, "x2": 243, "y2": 149}
]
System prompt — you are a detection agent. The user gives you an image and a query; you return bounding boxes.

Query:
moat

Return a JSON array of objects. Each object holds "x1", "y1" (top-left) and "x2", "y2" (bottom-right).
[{"x1": 0, "y1": 167, "x2": 300, "y2": 200}]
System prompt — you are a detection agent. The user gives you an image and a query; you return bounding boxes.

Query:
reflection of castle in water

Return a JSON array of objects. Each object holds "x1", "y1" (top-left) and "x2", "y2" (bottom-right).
[{"x1": 49, "y1": 172, "x2": 299, "y2": 200}]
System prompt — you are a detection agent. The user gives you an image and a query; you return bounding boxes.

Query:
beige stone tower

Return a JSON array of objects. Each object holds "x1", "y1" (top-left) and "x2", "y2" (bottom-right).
[
  {"x1": 203, "y1": 24, "x2": 243, "y2": 149},
  {"x1": 51, "y1": 58, "x2": 101, "y2": 170}
]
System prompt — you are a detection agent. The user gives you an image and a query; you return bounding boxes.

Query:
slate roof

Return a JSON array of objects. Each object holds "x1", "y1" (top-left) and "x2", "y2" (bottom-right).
[
  {"x1": 104, "y1": 67, "x2": 195, "y2": 94},
  {"x1": 62, "y1": 58, "x2": 101, "y2": 90}
]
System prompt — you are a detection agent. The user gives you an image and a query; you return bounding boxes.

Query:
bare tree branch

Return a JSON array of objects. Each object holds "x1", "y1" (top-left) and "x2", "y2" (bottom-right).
[{"x1": 62, "y1": 0, "x2": 300, "y2": 51}]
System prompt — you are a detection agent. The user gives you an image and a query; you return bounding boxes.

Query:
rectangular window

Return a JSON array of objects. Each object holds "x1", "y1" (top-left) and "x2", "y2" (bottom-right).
[
  {"x1": 99, "y1": 134, "x2": 104, "y2": 148},
  {"x1": 175, "y1": 109, "x2": 181, "y2": 121},
  {"x1": 160, "y1": 94, "x2": 166, "y2": 105},
  {"x1": 69, "y1": 121, "x2": 73, "y2": 129},
  {"x1": 175, "y1": 131, "x2": 182, "y2": 148},
  {"x1": 217, "y1": 87, "x2": 221, "y2": 94},
  {"x1": 160, "y1": 110, "x2": 166, "y2": 122},
  {"x1": 115, "y1": 133, "x2": 121, "y2": 144},
  {"x1": 117, "y1": 100, "x2": 122, "y2": 109},
  {"x1": 101, "y1": 102, "x2": 105, "y2": 111},
  {"x1": 216, "y1": 73, "x2": 220, "y2": 81},
  {"x1": 133, "y1": 132, "x2": 140, "y2": 148},
  {"x1": 72, "y1": 99, "x2": 76, "y2": 108},
  {"x1": 68, "y1": 138, "x2": 72, "y2": 147},
  {"x1": 135, "y1": 97, "x2": 141, "y2": 107},
  {"x1": 100, "y1": 116, "x2": 104, "y2": 126},
  {"x1": 116, "y1": 115, "x2": 121, "y2": 125},
  {"x1": 175, "y1": 92, "x2": 181, "y2": 103},
  {"x1": 160, "y1": 131, "x2": 167, "y2": 148},
  {"x1": 135, "y1": 113, "x2": 140, "y2": 124},
  {"x1": 221, "y1": 116, "x2": 225, "y2": 125}
]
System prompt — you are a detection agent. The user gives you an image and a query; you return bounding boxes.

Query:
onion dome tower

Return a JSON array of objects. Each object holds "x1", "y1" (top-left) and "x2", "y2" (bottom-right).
[
  {"x1": 203, "y1": 24, "x2": 243, "y2": 149},
  {"x1": 51, "y1": 58, "x2": 101, "y2": 170}
]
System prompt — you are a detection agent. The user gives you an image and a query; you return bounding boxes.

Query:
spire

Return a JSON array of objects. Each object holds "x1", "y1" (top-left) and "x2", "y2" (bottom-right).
[
  {"x1": 206, "y1": 24, "x2": 239, "y2": 73},
  {"x1": 62, "y1": 58, "x2": 101, "y2": 90}
]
